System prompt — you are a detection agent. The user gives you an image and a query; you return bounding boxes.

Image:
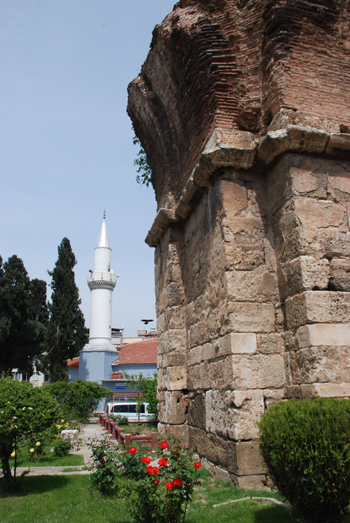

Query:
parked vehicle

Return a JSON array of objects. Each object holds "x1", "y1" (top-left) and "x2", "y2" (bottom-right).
[{"x1": 106, "y1": 401, "x2": 152, "y2": 422}]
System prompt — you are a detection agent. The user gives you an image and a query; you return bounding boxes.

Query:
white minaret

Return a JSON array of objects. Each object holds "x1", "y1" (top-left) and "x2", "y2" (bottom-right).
[{"x1": 85, "y1": 212, "x2": 118, "y2": 350}]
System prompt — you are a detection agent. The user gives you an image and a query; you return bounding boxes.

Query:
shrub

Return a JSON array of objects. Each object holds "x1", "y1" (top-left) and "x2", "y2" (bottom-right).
[
  {"x1": 110, "y1": 415, "x2": 129, "y2": 426},
  {"x1": 0, "y1": 376, "x2": 61, "y2": 488},
  {"x1": 90, "y1": 435, "x2": 201, "y2": 522},
  {"x1": 46, "y1": 379, "x2": 110, "y2": 420},
  {"x1": 259, "y1": 398, "x2": 350, "y2": 523},
  {"x1": 53, "y1": 437, "x2": 72, "y2": 457},
  {"x1": 90, "y1": 437, "x2": 119, "y2": 495}
]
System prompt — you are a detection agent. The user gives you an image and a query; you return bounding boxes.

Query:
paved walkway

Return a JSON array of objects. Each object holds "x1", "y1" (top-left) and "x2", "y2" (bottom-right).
[{"x1": 15, "y1": 419, "x2": 109, "y2": 477}]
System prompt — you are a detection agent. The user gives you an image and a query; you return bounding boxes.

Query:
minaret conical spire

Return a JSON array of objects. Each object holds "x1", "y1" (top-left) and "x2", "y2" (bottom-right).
[{"x1": 95, "y1": 211, "x2": 111, "y2": 249}]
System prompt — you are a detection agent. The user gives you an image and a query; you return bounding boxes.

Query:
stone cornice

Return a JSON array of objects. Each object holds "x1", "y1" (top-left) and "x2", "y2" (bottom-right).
[{"x1": 145, "y1": 123, "x2": 350, "y2": 247}]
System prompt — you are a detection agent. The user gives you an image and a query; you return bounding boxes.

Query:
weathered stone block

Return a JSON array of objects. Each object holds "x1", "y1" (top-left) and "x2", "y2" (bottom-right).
[
  {"x1": 206, "y1": 433, "x2": 228, "y2": 469},
  {"x1": 228, "y1": 441, "x2": 266, "y2": 476},
  {"x1": 301, "y1": 383, "x2": 350, "y2": 398},
  {"x1": 188, "y1": 393, "x2": 206, "y2": 430},
  {"x1": 258, "y1": 126, "x2": 329, "y2": 164},
  {"x1": 291, "y1": 346, "x2": 350, "y2": 385},
  {"x1": 257, "y1": 334, "x2": 284, "y2": 354},
  {"x1": 236, "y1": 475, "x2": 267, "y2": 489},
  {"x1": 158, "y1": 329, "x2": 187, "y2": 355},
  {"x1": 228, "y1": 303, "x2": 276, "y2": 333},
  {"x1": 206, "y1": 389, "x2": 264, "y2": 440},
  {"x1": 282, "y1": 256, "x2": 329, "y2": 298},
  {"x1": 188, "y1": 426, "x2": 207, "y2": 456},
  {"x1": 294, "y1": 198, "x2": 345, "y2": 244},
  {"x1": 168, "y1": 366, "x2": 187, "y2": 391},
  {"x1": 187, "y1": 362, "x2": 209, "y2": 391},
  {"x1": 188, "y1": 345, "x2": 203, "y2": 366},
  {"x1": 226, "y1": 269, "x2": 278, "y2": 303},
  {"x1": 330, "y1": 258, "x2": 350, "y2": 291},
  {"x1": 286, "y1": 291, "x2": 350, "y2": 330},
  {"x1": 164, "y1": 391, "x2": 187, "y2": 425},
  {"x1": 231, "y1": 354, "x2": 285, "y2": 390},
  {"x1": 296, "y1": 323, "x2": 350, "y2": 348},
  {"x1": 162, "y1": 349, "x2": 186, "y2": 368}
]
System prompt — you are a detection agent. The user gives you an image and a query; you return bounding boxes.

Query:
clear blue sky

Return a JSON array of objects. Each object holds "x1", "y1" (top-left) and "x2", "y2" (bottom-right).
[{"x1": 0, "y1": 0, "x2": 176, "y2": 337}]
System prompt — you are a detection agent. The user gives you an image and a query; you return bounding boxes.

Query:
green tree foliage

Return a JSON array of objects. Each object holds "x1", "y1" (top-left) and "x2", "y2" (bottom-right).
[
  {"x1": 133, "y1": 133, "x2": 153, "y2": 187},
  {"x1": 0, "y1": 376, "x2": 61, "y2": 488},
  {"x1": 259, "y1": 398, "x2": 350, "y2": 523},
  {"x1": 125, "y1": 372, "x2": 158, "y2": 422},
  {"x1": 47, "y1": 238, "x2": 88, "y2": 382},
  {"x1": 0, "y1": 255, "x2": 47, "y2": 377},
  {"x1": 46, "y1": 379, "x2": 110, "y2": 420}
]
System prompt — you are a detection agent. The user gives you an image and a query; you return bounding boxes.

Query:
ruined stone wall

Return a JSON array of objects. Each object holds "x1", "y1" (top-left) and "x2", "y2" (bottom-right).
[{"x1": 128, "y1": 0, "x2": 350, "y2": 486}]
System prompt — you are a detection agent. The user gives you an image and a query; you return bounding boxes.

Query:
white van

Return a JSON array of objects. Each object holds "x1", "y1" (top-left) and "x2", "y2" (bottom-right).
[{"x1": 106, "y1": 401, "x2": 152, "y2": 422}]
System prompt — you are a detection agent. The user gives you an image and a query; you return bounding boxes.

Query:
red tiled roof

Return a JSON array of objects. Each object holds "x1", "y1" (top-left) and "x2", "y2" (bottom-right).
[
  {"x1": 67, "y1": 357, "x2": 79, "y2": 368},
  {"x1": 114, "y1": 338, "x2": 157, "y2": 365}
]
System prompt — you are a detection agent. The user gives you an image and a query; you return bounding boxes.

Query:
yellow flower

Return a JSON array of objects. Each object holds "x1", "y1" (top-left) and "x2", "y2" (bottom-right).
[
  {"x1": 36, "y1": 442, "x2": 41, "y2": 447},
  {"x1": 65, "y1": 423, "x2": 69, "y2": 428},
  {"x1": 30, "y1": 448, "x2": 34, "y2": 453},
  {"x1": 55, "y1": 435, "x2": 59, "y2": 439},
  {"x1": 10, "y1": 451, "x2": 15, "y2": 458},
  {"x1": 61, "y1": 419, "x2": 64, "y2": 423},
  {"x1": 38, "y1": 433, "x2": 41, "y2": 436}
]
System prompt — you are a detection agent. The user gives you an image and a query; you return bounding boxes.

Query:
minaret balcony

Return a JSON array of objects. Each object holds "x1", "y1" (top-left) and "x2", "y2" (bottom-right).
[{"x1": 87, "y1": 271, "x2": 118, "y2": 290}]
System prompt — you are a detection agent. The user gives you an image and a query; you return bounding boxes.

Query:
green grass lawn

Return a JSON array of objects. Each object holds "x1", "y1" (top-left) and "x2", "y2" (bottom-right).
[
  {"x1": 10, "y1": 449, "x2": 84, "y2": 468},
  {"x1": 1, "y1": 471, "x2": 349, "y2": 523},
  {"x1": 0, "y1": 472, "x2": 295, "y2": 523}
]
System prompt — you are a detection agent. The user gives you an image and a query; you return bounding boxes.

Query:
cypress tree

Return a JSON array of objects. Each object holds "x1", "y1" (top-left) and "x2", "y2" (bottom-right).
[
  {"x1": 0, "y1": 255, "x2": 47, "y2": 376},
  {"x1": 47, "y1": 238, "x2": 88, "y2": 382}
]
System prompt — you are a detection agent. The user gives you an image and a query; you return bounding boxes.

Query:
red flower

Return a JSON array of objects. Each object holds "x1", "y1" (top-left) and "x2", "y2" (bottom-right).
[
  {"x1": 129, "y1": 447, "x2": 137, "y2": 454},
  {"x1": 165, "y1": 482, "x2": 173, "y2": 490},
  {"x1": 152, "y1": 467, "x2": 159, "y2": 475},
  {"x1": 146, "y1": 466, "x2": 153, "y2": 475},
  {"x1": 141, "y1": 456, "x2": 152, "y2": 464},
  {"x1": 173, "y1": 478, "x2": 183, "y2": 487},
  {"x1": 193, "y1": 462, "x2": 201, "y2": 469},
  {"x1": 153, "y1": 478, "x2": 160, "y2": 485},
  {"x1": 160, "y1": 441, "x2": 169, "y2": 449},
  {"x1": 158, "y1": 457, "x2": 168, "y2": 467}
]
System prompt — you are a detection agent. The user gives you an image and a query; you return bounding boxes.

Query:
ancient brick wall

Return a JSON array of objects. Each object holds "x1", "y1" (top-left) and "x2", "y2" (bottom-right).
[{"x1": 128, "y1": 0, "x2": 350, "y2": 486}]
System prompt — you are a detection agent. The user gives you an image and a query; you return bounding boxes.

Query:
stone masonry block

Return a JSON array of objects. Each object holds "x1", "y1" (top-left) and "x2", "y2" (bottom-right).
[
  {"x1": 162, "y1": 348, "x2": 186, "y2": 368},
  {"x1": 188, "y1": 393, "x2": 206, "y2": 430},
  {"x1": 231, "y1": 354, "x2": 286, "y2": 390},
  {"x1": 164, "y1": 391, "x2": 187, "y2": 425},
  {"x1": 205, "y1": 433, "x2": 228, "y2": 469},
  {"x1": 257, "y1": 334, "x2": 284, "y2": 354},
  {"x1": 168, "y1": 366, "x2": 187, "y2": 391},
  {"x1": 158, "y1": 329, "x2": 187, "y2": 355},
  {"x1": 219, "y1": 333, "x2": 257, "y2": 355},
  {"x1": 294, "y1": 198, "x2": 345, "y2": 244},
  {"x1": 330, "y1": 258, "x2": 350, "y2": 291},
  {"x1": 229, "y1": 303, "x2": 276, "y2": 333},
  {"x1": 301, "y1": 383, "x2": 350, "y2": 399},
  {"x1": 187, "y1": 362, "x2": 210, "y2": 391},
  {"x1": 291, "y1": 346, "x2": 350, "y2": 385},
  {"x1": 286, "y1": 291, "x2": 350, "y2": 331},
  {"x1": 188, "y1": 426, "x2": 207, "y2": 456},
  {"x1": 282, "y1": 256, "x2": 329, "y2": 298},
  {"x1": 296, "y1": 323, "x2": 350, "y2": 348},
  {"x1": 206, "y1": 389, "x2": 264, "y2": 441},
  {"x1": 227, "y1": 440, "x2": 266, "y2": 476},
  {"x1": 226, "y1": 269, "x2": 278, "y2": 303}
]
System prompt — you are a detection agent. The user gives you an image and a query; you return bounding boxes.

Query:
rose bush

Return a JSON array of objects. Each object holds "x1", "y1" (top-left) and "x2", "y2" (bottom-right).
[{"x1": 90, "y1": 436, "x2": 202, "y2": 522}]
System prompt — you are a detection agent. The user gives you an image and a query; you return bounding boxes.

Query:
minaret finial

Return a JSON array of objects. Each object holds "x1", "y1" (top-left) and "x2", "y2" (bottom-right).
[{"x1": 103, "y1": 209, "x2": 106, "y2": 220}]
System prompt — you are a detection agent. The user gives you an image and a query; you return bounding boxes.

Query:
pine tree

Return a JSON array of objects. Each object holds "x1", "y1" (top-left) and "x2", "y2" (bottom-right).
[
  {"x1": 47, "y1": 238, "x2": 88, "y2": 382},
  {"x1": 0, "y1": 255, "x2": 47, "y2": 376}
]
